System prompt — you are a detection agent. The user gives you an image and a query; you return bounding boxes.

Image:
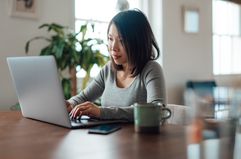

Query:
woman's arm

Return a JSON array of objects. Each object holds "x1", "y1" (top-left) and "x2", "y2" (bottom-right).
[{"x1": 144, "y1": 61, "x2": 166, "y2": 105}]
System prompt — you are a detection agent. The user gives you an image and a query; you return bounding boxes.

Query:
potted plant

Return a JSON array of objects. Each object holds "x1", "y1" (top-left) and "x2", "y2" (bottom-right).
[{"x1": 25, "y1": 23, "x2": 109, "y2": 99}]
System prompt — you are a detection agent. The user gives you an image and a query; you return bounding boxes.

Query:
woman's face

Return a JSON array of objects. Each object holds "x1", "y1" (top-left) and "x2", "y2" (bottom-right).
[{"x1": 108, "y1": 24, "x2": 128, "y2": 66}]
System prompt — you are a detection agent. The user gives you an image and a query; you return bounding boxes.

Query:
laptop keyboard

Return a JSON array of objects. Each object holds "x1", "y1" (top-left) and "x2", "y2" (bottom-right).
[
  {"x1": 71, "y1": 118, "x2": 82, "y2": 123},
  {"x1": 70, "y1": 115, "x2": 100, "y2": 123}
]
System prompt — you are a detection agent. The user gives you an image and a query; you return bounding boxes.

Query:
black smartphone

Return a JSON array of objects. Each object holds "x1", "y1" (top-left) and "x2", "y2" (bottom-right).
[{"x1": 88, "y1": 124, "x2": 121, "y2": 135}]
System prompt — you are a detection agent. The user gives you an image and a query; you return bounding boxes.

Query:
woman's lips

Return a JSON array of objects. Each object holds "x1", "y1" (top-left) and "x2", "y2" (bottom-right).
[{"x1": 112, "y1": 55, "x2": 121, "y2": 59}]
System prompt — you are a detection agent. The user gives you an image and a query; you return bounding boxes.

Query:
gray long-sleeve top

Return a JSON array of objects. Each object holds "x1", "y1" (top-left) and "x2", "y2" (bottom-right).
[{"x1": 68, "y1": 60, "x2": 166, "y2": 122}]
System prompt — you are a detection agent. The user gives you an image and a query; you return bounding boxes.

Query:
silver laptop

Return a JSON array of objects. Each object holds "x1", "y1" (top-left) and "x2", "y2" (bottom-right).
[{"x1": 7, "y1": 56, "x2": 126, "y2": 128}]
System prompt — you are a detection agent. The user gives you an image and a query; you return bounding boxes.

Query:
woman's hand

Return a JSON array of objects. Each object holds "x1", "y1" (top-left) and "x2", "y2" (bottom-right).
[
  {"x1": 69, "y1": 101, "x2": 101, "y2": 119},
  {"x1": 65, "y1": 100, "x2": 74, "y2": 113}
]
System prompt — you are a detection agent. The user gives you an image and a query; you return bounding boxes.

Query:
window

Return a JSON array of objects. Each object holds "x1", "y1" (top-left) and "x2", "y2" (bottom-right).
[
  {"x1": 213, "y1": 0, "x2": 241, "y2": 75},
  {"x1": 75, "y1": 0, "x2": 139, "y2": 78}
]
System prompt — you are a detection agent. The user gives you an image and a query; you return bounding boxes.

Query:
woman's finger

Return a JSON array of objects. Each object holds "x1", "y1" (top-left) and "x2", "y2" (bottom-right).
[
  {"x1": 72, "y1": 107, "x2": 82, "y2": 118},
  {"x1": 70, "y1": 107, "x2": 81, "y2": 118},
  {"x1": 70, "y1": 105, "x2": 85, "y2": 118},
  {"x1": 70, "y1": 102, "x2": 99, "y2": 118}
]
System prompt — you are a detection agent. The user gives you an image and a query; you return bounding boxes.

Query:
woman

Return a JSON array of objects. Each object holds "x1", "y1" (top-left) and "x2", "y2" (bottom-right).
[{"x1": 67, "y1": 9, "x2": 166, "y2": 122}]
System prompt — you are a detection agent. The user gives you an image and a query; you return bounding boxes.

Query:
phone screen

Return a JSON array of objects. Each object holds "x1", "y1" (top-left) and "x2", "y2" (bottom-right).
[{"x1": 88, "y1": 124, "x2": 121, "y2": 134}]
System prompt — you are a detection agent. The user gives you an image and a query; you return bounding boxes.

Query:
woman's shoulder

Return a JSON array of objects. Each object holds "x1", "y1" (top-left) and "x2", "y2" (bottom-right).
[
  {"x1": 100, "y1": 61, "x2": 113, "y2": 74},
  {"x1": 147, "y1": 60, "x2": 161, "y2": 66},
  {"x1": 142, "y1": 60, "x2": 162, "y2": 73},
  {"x1": 98, "y1": 61, "x2": 114, "y2": 78},
  {"x1": 139, "y1": 60, "x2": 163, "y2": 79},
  {"x1": 140, "y1": 60, "x2": 164, "y2": 83}
]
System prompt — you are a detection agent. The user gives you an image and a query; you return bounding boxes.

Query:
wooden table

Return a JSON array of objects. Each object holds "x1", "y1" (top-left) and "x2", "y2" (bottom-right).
[{"x1": 0, "y1": 111, "x2": 187, "y2": 159}]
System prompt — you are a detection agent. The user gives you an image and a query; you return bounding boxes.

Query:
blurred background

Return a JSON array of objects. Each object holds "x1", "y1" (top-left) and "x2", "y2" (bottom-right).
[{"x1": 0, "y1": 0, "x2": 241, "y2": 110}]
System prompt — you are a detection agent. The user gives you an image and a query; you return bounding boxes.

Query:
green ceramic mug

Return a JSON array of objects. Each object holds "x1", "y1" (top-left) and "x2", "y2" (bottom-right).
[{"x1": 133, "y1": 102, "x2": 172, "y2": 133}]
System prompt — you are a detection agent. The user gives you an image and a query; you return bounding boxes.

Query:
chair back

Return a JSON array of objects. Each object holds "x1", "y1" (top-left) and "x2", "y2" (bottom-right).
[{"x1": 186, "y1": 80, "x2": 217, "y2": 97}]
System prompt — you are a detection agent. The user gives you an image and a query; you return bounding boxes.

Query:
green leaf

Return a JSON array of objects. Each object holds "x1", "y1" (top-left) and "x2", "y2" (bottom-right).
[
  {"x1": 54, "y1": 39, "x2": 65, "y2": 59},
  {"x1": 25, "y1": 36, "x2": 50, "y2": 54},
  {"x1": 38, "y1": 23, "x2": 50, "y2": 29},
  {"x1": 40, "y1": 46, "x2": 52, "y2": 56}
]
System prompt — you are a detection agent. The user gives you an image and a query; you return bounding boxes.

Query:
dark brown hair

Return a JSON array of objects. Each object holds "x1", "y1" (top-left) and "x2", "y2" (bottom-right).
[{"x1": 107, "y1": 9, "x2": 160, "y2": 77}]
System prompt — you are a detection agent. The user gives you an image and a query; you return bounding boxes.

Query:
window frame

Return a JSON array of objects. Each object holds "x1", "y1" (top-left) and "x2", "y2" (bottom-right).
[{"x1": 212, "y1": 0, "x2": 241, "y2": 75}]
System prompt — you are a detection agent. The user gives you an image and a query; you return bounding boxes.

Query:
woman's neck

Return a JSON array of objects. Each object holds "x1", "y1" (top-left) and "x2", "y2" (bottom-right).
[
  {"x1": 121, "y1": 64, "x2": 132, "y2": 77},
  {"x1": 116, "y1": 69, "x2": 135, "y2": 88},
  {"x1": 116, "y1": 65, "x2": 135, "y2": 88}
]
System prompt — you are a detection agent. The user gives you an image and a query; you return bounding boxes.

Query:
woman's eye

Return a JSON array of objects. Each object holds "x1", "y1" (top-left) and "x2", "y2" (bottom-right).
[{"x1": 108, "y1": 37, "x2": 113, "y2": 41}]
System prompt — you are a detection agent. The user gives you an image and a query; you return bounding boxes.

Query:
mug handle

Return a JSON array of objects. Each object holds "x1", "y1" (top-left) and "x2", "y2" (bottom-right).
[{"x1": 160, "y1": 108, "x2": 172, "y2": 120}]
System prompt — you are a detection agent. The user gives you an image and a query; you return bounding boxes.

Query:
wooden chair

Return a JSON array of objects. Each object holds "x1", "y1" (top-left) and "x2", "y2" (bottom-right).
[{"x1": 166, "y1": 104, "x2": 191, "y2": 125}]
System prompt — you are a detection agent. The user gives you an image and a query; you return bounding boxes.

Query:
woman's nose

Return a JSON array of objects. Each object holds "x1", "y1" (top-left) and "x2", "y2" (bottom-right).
[{"x1": 111, "y1": 40, "x2": 119, "y2": 52}]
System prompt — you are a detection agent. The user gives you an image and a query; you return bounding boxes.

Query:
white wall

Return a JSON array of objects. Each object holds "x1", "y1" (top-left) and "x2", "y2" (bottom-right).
[
  {"x1": 162, "y1": 0, "x2": 213, "y2": 104},
  {"x1": 0, "y1": 0, "x2": 74, "y2": 110}
]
